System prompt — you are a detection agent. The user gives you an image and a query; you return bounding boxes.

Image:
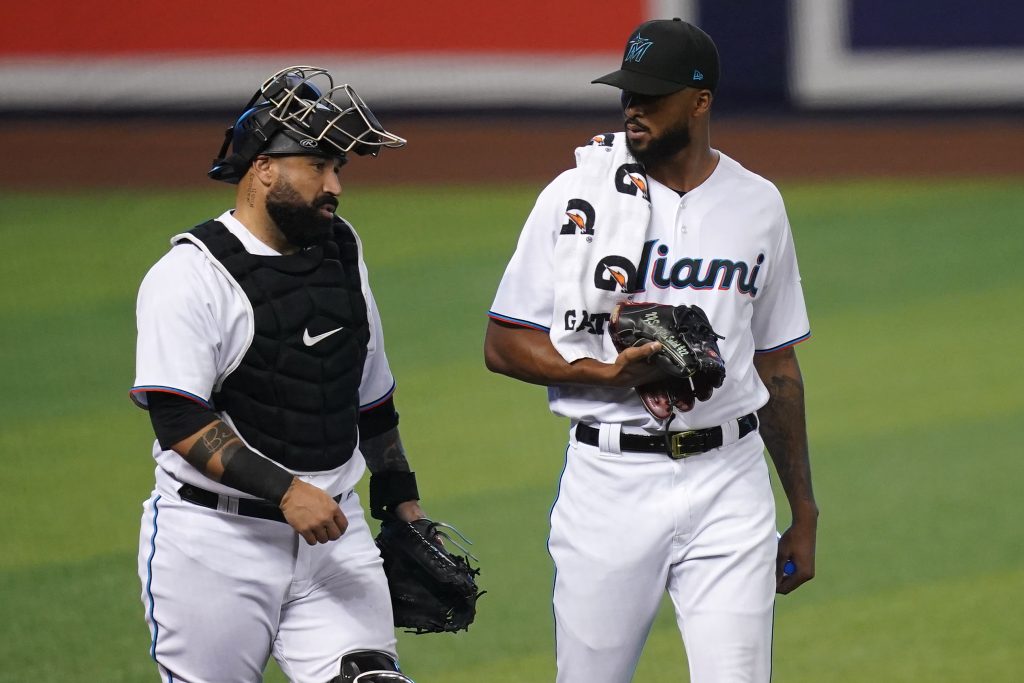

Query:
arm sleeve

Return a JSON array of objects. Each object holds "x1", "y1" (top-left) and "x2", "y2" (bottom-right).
[
  {"x1": 488, "y1": 173, "x2": 569, "y2": 332},
  {"x1": 131, "y1": 246, "x2": 224, "y2": 408},
  {"x1": 147, "y1": 391, "x2": 218, "y2": 449},
  {"x1": 750, "y1": 202, "x2": 811, "y2": 353},
  {"x1": 352, "y1": 230, "x2": 397, "y2": 410}
]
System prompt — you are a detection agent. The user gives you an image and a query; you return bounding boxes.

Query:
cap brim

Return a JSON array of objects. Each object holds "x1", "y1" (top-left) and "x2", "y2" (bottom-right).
[{"x1": 591, "y1": 69, "x2": 689, "y2": 96}]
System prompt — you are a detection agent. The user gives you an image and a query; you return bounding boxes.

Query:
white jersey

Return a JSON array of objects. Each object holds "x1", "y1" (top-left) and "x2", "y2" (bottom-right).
[
  {"x1": 490, "y1": 150, "x2": 809, "y2": 431},
  {"x1": 132, "y1": 209, "x2": 396, "y2": 497}
]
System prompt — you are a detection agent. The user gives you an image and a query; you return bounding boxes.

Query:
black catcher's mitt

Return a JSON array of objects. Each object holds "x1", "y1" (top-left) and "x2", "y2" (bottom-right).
[
  {"x1": 375, "y1": 518, "x2": 483, "y2": 634},
  {"x1": 610, "y1": 302, "x2": 726, "y2": 418}
]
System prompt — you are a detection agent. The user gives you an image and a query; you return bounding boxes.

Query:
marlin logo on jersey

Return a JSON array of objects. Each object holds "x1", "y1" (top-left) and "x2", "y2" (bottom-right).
[
  {"x1": 593, "y1": 240, "x2": 765, "y2": 296},
  {"x1": 560, "y1": 199, "x2": 596, "y2": 235},
  {"x1": 589, "y1": 133, "x2": 615, "y2": 147},
  {"x1": 615, "y1": 163, "x2": 649, "y2": 200},
  {"x1": 625, "y1": 34, "x2": 654, "y2": 63}
]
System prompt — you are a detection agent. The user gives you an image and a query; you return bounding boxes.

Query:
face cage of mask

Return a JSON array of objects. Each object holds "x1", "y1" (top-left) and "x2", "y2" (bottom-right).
[
  {"x1": 260, "y1": 65, "x2": 406, "y2": 157},
  {"x1": 209, "y1": 65, "x2": 406, "y2": 181}
]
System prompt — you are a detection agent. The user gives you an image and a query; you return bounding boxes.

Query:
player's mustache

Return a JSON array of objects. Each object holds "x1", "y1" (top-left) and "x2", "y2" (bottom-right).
[
  {"x1": 314, "y1": 195, "x2": 337, "y2": 212},
  {"x1": 625, "y1": 117, "x2": 649, "y2": 132}
]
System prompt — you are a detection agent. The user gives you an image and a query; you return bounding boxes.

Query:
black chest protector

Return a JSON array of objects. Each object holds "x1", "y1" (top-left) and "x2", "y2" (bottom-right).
[{"x1": 185, "y1": 219, "x2": 370, "y2": 472}]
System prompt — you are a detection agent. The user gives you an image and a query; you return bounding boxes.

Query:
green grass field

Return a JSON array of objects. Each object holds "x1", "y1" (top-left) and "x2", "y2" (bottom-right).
[{"x1": 1, "y1": 177, "x2": 1022, "y2": 682}]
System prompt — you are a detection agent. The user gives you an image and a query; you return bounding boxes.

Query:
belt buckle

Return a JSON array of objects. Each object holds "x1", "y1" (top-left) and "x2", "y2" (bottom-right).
[{"x1": 668, "y1": 430, "x2": 704, "y2": 459}]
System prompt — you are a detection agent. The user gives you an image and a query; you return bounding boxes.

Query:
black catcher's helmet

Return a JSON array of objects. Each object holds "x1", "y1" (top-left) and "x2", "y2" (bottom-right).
[
  {"x1": 328, "y1": 650, "x2": 415, "y2": 683},
  {"x1": 209, "y1": 65, "x2": 406, "y2": 184}
]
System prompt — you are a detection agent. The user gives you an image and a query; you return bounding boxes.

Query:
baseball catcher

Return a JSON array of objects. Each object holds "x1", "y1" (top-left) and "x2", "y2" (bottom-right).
[
  {"x1": 610, "y1": 301, "x2": 726, "y2": 419},
  {"x1": 375, "y1": 517, "x2": 483, "y2": 634}
]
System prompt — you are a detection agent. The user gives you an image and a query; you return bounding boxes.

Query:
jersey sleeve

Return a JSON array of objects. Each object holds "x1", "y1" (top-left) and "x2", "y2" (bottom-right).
[
  {"x1": 352, "y1": 232, "x2": 396, "y2": 410},
  {"x1": 131, "y1": 246, "x2": 225, "y2": 408},
  {"x1": 750, "y1": 200, "x2": 811, "y2": 353},
  {"x1": 488, "y1": 172, "x2": 570, "y2": 331}
]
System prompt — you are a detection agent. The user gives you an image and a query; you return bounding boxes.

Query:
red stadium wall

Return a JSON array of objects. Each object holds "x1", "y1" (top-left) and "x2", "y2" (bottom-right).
[
  {"x1": 1, "y1": 1, "x2": 642, "y2": 55},
  {"x1": 0, "y1": 0, "x2": 657, "y2": 111}
]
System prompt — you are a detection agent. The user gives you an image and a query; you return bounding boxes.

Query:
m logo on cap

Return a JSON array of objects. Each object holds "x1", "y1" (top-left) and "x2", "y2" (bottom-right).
[{"x1": 625, "y1": 34, "x2": 653, "y2": 63}]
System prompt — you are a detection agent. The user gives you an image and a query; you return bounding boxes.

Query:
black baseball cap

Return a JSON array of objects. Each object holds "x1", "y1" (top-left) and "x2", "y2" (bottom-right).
[{"x1": 592, "y1": 18, "x2": 720, "y2": 96}]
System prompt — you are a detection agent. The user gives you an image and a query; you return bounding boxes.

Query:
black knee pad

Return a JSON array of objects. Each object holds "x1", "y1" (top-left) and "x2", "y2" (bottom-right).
[{"x1": 328, "y1": 650, "x2": 414, "y2": 683}]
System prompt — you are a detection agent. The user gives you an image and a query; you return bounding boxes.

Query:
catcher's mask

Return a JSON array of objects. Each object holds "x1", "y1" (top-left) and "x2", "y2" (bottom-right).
[
  {"x1": 209, "y1": 65, "x2": 406, "y2": 184},
  {"x1": 328, "y1": 650, "x2": 415, "y2": 683}
]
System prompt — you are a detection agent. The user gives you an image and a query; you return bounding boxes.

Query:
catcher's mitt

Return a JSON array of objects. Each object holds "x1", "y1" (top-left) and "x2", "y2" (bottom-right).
[
  {"x1": 610, "y1": 302, "x2": 726, "y2": 418},
  {"x1": 375, "y1": 518, "x2": 483, "y2": 634}
]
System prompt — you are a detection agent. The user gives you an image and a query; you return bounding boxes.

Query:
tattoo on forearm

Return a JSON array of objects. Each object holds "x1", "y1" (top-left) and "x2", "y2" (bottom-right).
[
  {"x1": 760, "y1": 374, "x2": 815, "y2": 506},
  {"x1": 760, "y1": 375, "x2": 802, "y2": 457},
  {"x1": 361, "y1": 429, "x2": 411, "y2": 474},
  {"x1": 185, "y1": 422, "x2": 242, "y2": 474}
]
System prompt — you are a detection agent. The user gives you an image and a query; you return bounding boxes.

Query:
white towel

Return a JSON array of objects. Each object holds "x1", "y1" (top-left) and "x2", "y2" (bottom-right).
[{"x1": 550, "y1": 133, "x2": 651, "y2": 364}]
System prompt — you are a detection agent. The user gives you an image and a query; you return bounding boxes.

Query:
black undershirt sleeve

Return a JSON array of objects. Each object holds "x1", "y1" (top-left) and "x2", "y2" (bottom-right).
[
  {"x1": 147, "y1": 391, "x2": 219, "y2": 450},
  {"x1": 151, "y1": 391, "x2": 401, "y2": 448},
  {"x1": 359, "y1": 396, "x2": 400, "y2": 439},
  {"x1": 149, "y1": 391, "x2": 294, "y2": 503}
]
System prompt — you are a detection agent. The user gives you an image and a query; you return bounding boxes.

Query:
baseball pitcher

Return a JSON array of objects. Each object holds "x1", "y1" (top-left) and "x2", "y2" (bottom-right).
[{"x1": 485, "y1": 19, "x2": 818, "y2": 683}]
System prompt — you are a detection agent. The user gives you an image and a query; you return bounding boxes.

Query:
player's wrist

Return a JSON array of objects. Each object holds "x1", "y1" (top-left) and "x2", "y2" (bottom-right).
[
  {"x1": 369, "y1": 470, "x2": 420, "y2": 520},
  {"x1": 789, "y1": 501, "x2": 819, "y2": 525},
  {"x1": 568, "y1": 357, "x2": 627, "y2": 387},
  {"x1": 392, "y1": 500, "x2": 425, "y2": 523}
]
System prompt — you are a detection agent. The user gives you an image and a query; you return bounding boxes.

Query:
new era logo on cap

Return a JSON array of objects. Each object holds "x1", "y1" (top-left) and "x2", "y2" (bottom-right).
[{"x1": 693, "y1": 70, "x2": 704, "y2": 81}]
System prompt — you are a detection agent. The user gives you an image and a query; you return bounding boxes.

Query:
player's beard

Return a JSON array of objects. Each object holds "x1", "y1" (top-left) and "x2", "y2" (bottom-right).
[
  {"x1": 265, "y1": 180, "x2": 336, "y2": 249},
  {"x1": 625, "y1": 118, "x2": 692, "y2": 169}
]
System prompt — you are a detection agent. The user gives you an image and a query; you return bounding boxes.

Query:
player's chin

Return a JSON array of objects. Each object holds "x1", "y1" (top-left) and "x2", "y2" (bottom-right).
[{"x1": 625, "y1": 135, "x2": 647, "y2": 151}]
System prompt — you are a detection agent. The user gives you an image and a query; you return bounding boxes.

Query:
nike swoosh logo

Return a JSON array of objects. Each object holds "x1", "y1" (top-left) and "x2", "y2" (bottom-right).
[{"x1": 302, "y1": 326, "x2": 345, "y2": 346}]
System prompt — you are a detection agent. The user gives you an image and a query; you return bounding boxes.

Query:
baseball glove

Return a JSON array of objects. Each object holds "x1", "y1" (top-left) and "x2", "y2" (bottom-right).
[
  {"x1": 375, "y1": 518, "x2": 483, "y2": 634},
  {"x1": 610, "y1": 302, "x2": 726, "y2": 419}
]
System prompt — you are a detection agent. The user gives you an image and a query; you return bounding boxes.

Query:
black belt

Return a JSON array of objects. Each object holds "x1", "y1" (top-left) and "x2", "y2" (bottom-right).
[
  {"x1": 177, "y1": 483, "x2": 342, "y2": 524},
  {"x1": 575, "y1": 413, "x2": 758, "y2": 459}
]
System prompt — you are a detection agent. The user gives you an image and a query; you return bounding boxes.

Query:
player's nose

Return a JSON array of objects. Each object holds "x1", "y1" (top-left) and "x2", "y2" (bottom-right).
[
  {"x1": 323, "y1": 172, "x2": 342, "y2": 196},
  {"x1": 622, "y1": 91, "x2": 656, "y2": 115}
]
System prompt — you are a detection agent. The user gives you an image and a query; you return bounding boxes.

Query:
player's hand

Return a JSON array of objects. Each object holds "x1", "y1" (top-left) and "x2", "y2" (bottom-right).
[
  {"x1": 603, "y1": 341, "x2": 666, "y2": 387},
  {"x1": 776, "y1": 519, "x2": 817, "y2": 594},
  {"x1": 393, "y1": 499, "x2": 427, "y2": 523},
  {"x1": 279, "y1": 478, "x2": 349, "y2": 545}
]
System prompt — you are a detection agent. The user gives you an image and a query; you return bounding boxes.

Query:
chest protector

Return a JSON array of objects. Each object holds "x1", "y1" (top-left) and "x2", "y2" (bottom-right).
[{"x1": 184, "y1": 219, "x2": 370, "y2": 472}]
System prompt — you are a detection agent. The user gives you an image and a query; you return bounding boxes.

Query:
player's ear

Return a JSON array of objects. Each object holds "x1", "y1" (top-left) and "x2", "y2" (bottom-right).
[
  {"x1": 249, "y1": 155, "x2": 277, "y2": 187},
  {"x1": 692, "y1": 89, "x2": 713, "y2": 116}
]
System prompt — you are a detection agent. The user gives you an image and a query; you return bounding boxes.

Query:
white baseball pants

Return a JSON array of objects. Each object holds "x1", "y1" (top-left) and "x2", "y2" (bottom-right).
[
  {"x1": 549, "y1": 424, "x2": 777, "y2": 683},
  {"x1": 138, "y1": 469, "x2": 397, "y2": 683}
]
